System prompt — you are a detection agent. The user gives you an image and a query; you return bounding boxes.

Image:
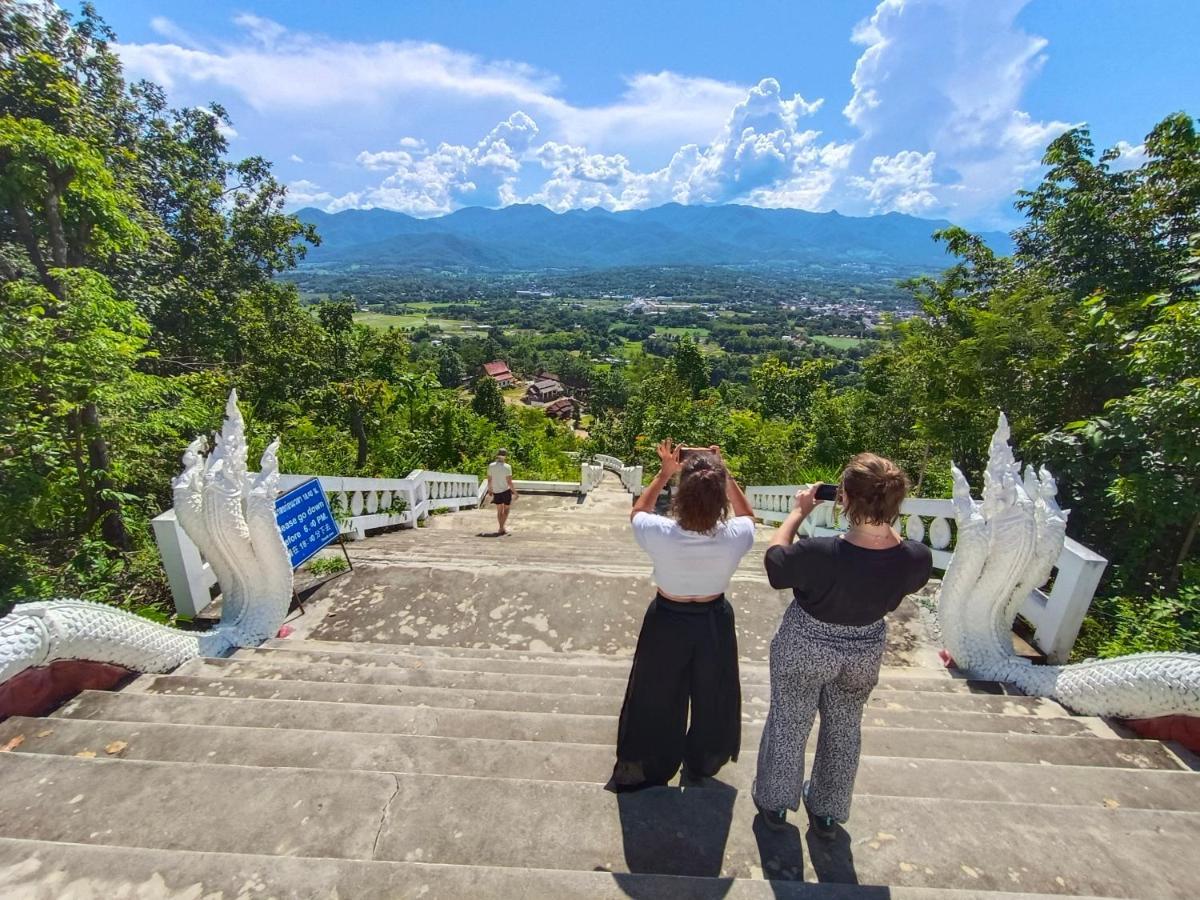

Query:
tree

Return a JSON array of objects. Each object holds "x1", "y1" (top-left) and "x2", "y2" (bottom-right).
[
  {"x1": 672, "y1": 334, "x2": 709, "y2": 399},
  {"x1": 309, "y1": 301, "x2": 408, "y2": 469},
  {"x1": 588, "y1": 368, "x2": 628, "y2": 418},
  {"x1": 436, "y1": 347, "x2": 465, "y2": 388},
  {"x1": 0, "y1": 27, "x2": 149, "y2": 552},
  {"x1": 751, "y1": 357, "x2": 830, "y2": 421},
  {"x1": 471, "y1": 375, "x2": 507, "y2": 425}
]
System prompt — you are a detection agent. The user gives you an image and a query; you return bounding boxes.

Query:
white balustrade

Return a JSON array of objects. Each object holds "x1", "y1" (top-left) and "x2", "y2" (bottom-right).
[
  {"x1": 747, "y1": 483, "x2": 1108, "y2": 663},
  {"x1": 594, "y1": 454, "x2": 625, "y2": 473},
  {"x1": 591, "y1": 455, "x2": 644, "y2": 496},
  {"x1": 156, "y1": 461, "x2": 613, "y2": 616},
  {"x1": 581, "y1": 463, "x2": 604, "y2": 492}
]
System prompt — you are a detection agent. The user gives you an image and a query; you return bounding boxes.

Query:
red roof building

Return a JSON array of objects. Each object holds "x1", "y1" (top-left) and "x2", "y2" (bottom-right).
[{"x1": 482, "y1": 361, "x2": 514, "y2": 387}]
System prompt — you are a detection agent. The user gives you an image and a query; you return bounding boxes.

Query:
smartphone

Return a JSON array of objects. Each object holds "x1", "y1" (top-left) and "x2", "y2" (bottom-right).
[
  {"x1": 679, "y1": 446, "x2": 705, "y2": 461},
  {"x1": 815, "y1": 483, "x2": 838, "y2": 502}
]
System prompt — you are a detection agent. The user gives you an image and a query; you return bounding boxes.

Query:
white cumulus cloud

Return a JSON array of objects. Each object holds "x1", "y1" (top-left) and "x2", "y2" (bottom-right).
[
  {"x1": 130, "y1": 1, "x2": 1082, "y2": 226},
  {"x1": 848, "y1": 150, "x2": 938, "y2": 214},
  {"x1": 839, "y1": 0, "x2": 1074, "y2": 223},
  {"x1": 337, "y1": 112, "x2": 539, "y2": 216}
]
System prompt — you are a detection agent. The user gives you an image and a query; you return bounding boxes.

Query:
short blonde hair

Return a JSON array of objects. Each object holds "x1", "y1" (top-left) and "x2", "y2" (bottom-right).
[{"x1": 840, "y1": 453, "x2": 910, "y2": 526}]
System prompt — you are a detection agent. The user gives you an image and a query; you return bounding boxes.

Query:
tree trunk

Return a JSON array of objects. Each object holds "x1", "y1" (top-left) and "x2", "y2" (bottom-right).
[
  {"x1": 914, "y1": 442, "x2": 931, "y2": 494},
  {"x1": 81, "y1": 402, "x2": 130, "y2": 552},
  {"x1": 1168, "y1": 507, "x2": 1200, "y2": 593},
  {"x1": 351, "y1": 405, "x2": 368, "y2": 470}
]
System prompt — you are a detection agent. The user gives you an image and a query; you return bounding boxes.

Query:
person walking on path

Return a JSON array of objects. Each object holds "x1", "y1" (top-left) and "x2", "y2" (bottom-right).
[
  {"x1": 752, "y1": 454, "x2": 932, "y2": 837},
  {"x1": 608, "y1": 440, "x2": 757, "y2": 792},
  {"x1": 484, "y1": 449, "x2": 518, "y2": 536}
]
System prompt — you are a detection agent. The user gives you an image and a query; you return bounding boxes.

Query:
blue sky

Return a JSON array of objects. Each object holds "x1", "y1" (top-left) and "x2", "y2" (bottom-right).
[{"x1": 103, "y1": 0, "x2": 1198, "y2": 228}]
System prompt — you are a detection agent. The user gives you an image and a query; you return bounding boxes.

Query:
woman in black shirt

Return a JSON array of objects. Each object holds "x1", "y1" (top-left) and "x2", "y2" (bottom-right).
[{"x1": 752, "y1": 454, "x2": 932, "y2": 836}]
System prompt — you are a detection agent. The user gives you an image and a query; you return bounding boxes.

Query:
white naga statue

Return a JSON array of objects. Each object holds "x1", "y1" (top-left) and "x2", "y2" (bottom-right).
[
  {"x1": 0, "y1": 392, "x2": 293, "y2": 685},
  {"x1": 938, "y1": 414, "x2": 1200, "y2": 719}
]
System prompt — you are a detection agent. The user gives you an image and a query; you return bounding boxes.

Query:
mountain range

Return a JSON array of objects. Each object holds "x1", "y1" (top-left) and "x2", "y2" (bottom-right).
[{"x1": 293, "y1": 203, "x2": 1014, "y2": 273}]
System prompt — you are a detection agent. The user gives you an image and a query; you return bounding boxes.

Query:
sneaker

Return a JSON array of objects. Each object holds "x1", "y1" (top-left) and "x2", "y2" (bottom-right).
[{"x1": 753, "y1": 798, "x2": 788, "y2": 832}]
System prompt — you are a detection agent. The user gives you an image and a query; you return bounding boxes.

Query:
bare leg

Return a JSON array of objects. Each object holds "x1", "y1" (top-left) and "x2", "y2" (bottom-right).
[{"x1": 498, "y1": 504, "x2": 510, "y2": 534}]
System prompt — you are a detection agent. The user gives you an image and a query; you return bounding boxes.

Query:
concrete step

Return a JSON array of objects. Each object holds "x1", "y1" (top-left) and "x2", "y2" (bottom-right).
[
  {"x1": 54, "y1": 691, "x2": 1184, "y2": 770},
  {"x1": 0, "y1": 838, "x2": 1120, "y2": 900},
  {"x1": 223, "y1": 648, "x2": 1011, "y2": 695},
  {"x1": 4, "y1": 715, "x2": 1197, "y2": 811},
  {"x1": 141, "y1": 669, "x2": 1068, "y2": 720},
  {"x1": 257, "y1": 640, "x2": 949, "y2": 683},
  {"x1": 253, "y1": 640, "x2": 1054, "y2": 700},
  {"x1": 264, "y1": 637, "x2": 965, "y2": 684},
  {"x1": 176, "y1": 657, "x2": 1100, "y2": 738},
  {"x1": 0, "y1": 754, "x2": 1193, "y2": 896}
]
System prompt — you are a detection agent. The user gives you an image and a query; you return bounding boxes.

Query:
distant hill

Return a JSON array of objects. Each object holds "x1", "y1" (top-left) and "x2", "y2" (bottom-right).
[{"x1": 294, "y1": 203, "x2": 1014, "y2": 273}]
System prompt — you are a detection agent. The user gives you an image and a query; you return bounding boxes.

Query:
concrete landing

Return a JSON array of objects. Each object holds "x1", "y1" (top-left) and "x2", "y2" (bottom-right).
[{"x1": 294, "y1": 477, "x2": 941, "y2": 666}]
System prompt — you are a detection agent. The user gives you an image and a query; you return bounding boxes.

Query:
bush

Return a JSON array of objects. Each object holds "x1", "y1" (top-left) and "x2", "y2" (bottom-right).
[
  {"x1": 1073, "y1": 585, "x2": 1200, "y2": 659},
  {"x1": 306, "y1": 556, "x2": 349, "y2": 576}
]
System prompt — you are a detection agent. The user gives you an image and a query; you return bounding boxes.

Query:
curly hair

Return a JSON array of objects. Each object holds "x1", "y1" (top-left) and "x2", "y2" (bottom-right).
[
  {"x1": 672, "y1": 451, "x2": 730, "y2": 534},
  {"x1": 839, "y1": 453, "x2": 910, "y2": 526}
]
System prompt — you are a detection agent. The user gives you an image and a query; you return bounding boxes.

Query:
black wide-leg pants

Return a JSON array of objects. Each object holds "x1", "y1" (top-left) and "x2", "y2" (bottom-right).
[{"x1": 612, "y1": 594, "x2": 741, "y2": 787}]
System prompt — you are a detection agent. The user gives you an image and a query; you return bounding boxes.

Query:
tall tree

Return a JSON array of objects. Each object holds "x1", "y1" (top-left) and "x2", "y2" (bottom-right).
[
  {"x1": 672, "y1": 334, "x2": 710, "y2": 399},
  {"x1": 471, "y1": 375, "x2": 507, "y2": 425}
]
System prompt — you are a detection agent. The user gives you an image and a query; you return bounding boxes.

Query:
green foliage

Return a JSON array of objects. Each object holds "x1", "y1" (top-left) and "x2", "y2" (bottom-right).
[
  {"x1": 306, "y1": 555, "x2": 348, "y2": 576},
  {"x1": 436, "y1": 346, "x2": 465, "y2": 388},
  {"x1": 1074, "y1": 585, "x2": 1200, "y2": 659},
  {"x1": 471, "y1": 375, "x2": 507, "y2": 425},
  {"x1": 671, "y1": 334, "x2": 710, "y2": 399}
]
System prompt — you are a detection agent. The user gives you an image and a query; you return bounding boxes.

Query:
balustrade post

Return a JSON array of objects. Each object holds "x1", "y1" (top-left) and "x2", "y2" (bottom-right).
[{"x1": 1036, "y1": 541, "x2": 1109, "y2": 664}]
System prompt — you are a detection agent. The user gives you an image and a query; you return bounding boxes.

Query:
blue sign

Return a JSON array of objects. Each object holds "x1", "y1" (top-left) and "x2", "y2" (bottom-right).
[{"x1": 275, "y1": 478, "x2": 341, "y2": 569}]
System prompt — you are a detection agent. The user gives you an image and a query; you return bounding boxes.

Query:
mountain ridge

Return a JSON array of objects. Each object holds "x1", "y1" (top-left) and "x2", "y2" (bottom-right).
[{"x1": 293, "y1": 203, "x2": 1014, "y2": 273}]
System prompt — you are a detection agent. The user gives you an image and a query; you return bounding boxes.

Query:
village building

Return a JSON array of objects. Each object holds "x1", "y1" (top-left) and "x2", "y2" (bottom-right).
[
  {"x1": 543, "y1": 396, "x2": 577, "y2": 420},
  {"x1": 524, "y1": 378, "x2": 564, "y2": 404},
  {"x1": 481, "y1": 360, "x2": 514, "y2": 387}
]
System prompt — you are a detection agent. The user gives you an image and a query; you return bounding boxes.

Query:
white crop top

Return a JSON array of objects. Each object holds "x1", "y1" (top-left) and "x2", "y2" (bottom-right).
[{"x1": 631, "y1": 512, "x2": 756, "y2": 597}]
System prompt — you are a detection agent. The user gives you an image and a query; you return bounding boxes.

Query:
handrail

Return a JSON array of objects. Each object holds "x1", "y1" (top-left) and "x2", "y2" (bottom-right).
[
  {"x1": 746, "y1": 483, "x2": 1107, "y2": 663},
  {"x1": 591, "y1": 455, "x2": 644, "y2": 496}
]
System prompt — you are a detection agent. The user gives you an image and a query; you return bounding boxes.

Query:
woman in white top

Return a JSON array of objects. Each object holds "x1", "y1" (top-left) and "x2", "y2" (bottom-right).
[{"x1": 608, "y1": 439, "x2": 757, "y2": 792}]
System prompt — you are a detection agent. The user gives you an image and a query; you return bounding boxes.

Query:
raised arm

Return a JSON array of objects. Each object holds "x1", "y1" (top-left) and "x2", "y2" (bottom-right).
[
  {"x1": 630, "y1": 439, "x2": 681, "y2": 521},
  {"x1": 768, "y1": 483, "x2": 822, "y2": 549}
]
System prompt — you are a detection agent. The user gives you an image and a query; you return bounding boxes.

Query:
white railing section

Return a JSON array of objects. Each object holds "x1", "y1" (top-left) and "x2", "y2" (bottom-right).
[
  {"x1": 581, "y1": 463, "x2": 604, "y2": 492},
  {"x1": 154, "y1": 463, "x2": 610, "y2": 616},
  {"x1": 747, "y1": 484, "x2": 1107, "y2": 663},
  {"x1": 593, "y1": 454, "x2": 644, "y2": 496}
]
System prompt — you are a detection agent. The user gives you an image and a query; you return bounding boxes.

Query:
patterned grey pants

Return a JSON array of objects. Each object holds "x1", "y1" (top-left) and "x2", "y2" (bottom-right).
[{"x1": 753, "y1": 602, "x2": 886, "y2": 823}]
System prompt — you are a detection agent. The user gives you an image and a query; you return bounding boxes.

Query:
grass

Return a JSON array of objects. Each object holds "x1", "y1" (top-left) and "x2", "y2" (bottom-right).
[
  {"x1": 353, "y1": 311, "x2": 479, "y2": 332},
  {"x1": 812, "y1": 335, "x2": 865, "y2": 350}
]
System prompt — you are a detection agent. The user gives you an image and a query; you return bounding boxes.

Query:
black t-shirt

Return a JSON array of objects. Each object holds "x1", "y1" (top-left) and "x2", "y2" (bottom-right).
[{"x1": 764, "y1": 536, "x2": 933, "y2": 627}]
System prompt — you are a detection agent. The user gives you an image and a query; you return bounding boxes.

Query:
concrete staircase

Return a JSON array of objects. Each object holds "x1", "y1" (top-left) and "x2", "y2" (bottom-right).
[{"x1": 2, "y1": 476, "x2": 1198, "y2": 898}]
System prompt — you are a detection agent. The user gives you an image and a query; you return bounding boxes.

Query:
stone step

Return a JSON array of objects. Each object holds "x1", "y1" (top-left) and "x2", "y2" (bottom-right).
[
  {"x1": 54, "y1": 691, "x2": 1184, "y2": 770},
  {"x1": 0, "y1": 754, "x2": 1193, "y2": 896},
  {"x1": 0, "y1": 838, "x2": 1119, "y2": 900},
  {"x1": 177, "y1": 657, "x2": 1099, "y2": 738},
  {"x1": 142, "y1": 669, "x2": 1067, "y2": 719},
  {"x1": 254, "y1": 640, "x2": 1048, "y2": 699},
  {"x1": 265, "y1": 637, "x2": 964, "y2": 684},
  {"x1": 256, "y1": 640, "x2": 945, "y2": 683},
  {"x1": 4, "y1": 715, "x2": 1197, "y2": 811}
]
